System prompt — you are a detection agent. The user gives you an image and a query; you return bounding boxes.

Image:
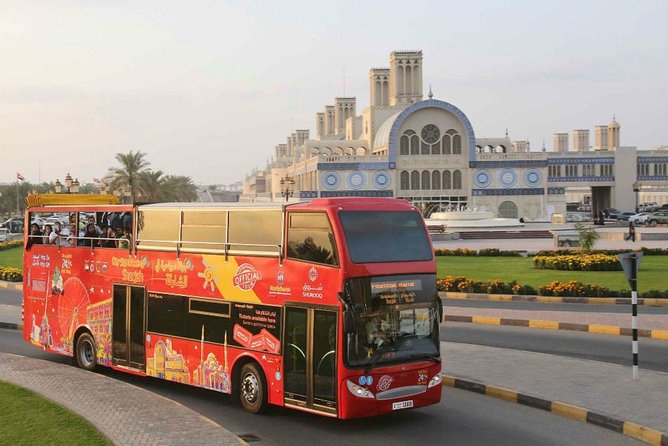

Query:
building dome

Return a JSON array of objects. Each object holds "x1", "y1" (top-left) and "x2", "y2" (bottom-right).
[
  {"x1": 609, "y1": 116, "x2": 620, "y2": 128},
  {"x1": 373, "y1": 111, "x2": 402, "y2": 148}
]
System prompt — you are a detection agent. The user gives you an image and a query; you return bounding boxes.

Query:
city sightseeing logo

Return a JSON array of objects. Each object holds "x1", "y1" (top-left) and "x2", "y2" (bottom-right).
[
  {"x1": 233, "y1": 263, "x2": 262, "y2": 291},
  {"x1": 377, "y1": 375, "x2": 394, "y2": 392}
]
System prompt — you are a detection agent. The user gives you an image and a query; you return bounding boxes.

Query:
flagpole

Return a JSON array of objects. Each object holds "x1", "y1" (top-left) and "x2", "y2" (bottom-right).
[{"x1": 16, "y1": 181, "x2": 20, "y2": 216}]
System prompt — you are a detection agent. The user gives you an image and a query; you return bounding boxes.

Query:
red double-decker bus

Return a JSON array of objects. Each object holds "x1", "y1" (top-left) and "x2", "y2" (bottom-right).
[{"x1": 22, "y1": 194, "x2": 442, "y2": 418}]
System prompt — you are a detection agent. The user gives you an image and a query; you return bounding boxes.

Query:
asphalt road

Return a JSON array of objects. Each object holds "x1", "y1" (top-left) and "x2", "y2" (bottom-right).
[
  {"x1": 441, "y1": 322, "x2": 668, "y2": 373},
  {"x1": 0, "y1": 330, "x2": 642, "y2": 446},
  {"x1": 442, "y1": 298, "x2": 668, "y2": 314},
  {"x1": 0, "y1": 329, "x2": 645, "y2": 445}
]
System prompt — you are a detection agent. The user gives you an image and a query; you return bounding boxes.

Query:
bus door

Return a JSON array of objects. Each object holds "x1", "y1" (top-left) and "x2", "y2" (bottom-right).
[
  {"x1": 112, "y1": 285, "x2": 146, "y2": 370},
  {"x1": 283, "y1": 305, "x2": 337, "y2": 416}
]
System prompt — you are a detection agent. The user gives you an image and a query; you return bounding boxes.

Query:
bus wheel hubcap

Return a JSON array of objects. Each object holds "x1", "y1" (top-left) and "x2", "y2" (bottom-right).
[
  {"x1": 242, "y1": 373, "x2": 259, "y2": 403},
  {"x1": 81, "y1": 340, "x2": 94, "y2": 366}
]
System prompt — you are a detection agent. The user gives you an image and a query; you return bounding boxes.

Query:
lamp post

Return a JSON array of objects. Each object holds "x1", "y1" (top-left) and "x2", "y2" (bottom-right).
[
  {"x1": 54, "y1": 174, "x2": 80, "y2": 194},
  {"x1": 280, "y1": 176, "x2": 295, "y2": 202},
  {"x1": 633, "y1": 181, "x2": 640, "y2": 213}
]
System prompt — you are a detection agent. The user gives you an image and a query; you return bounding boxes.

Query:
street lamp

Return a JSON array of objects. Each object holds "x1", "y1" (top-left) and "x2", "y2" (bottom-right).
[
  {"x1": 280, "y1": 176, "x2": 295, "y2": 202},
  {"x1": 633, "y1": 181, "x2": 641, "y2": 213},
  {"x1": 54, "y1": 173, "x2": 80, "y2": 194}
]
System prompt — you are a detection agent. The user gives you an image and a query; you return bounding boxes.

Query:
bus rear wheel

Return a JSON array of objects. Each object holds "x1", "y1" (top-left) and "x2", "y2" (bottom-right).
[
  {"x1": 75, "y1": 332, "x2": 97, "y2": 371},
  {"x1": 239, "y1": 363, "x2": 268, "y2": 414}
]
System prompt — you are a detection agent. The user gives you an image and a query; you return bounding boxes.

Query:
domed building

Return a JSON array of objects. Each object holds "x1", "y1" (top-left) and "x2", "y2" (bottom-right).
[{"x1": 242, "y1": 50, "x2": 668, "y2": 219}]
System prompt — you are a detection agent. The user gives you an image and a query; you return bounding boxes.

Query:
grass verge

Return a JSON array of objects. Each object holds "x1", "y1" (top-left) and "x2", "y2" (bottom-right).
[
  {"x1": 0, "y1": 380, "x2": 110, "y2": 445},
  {"x1": 436, "y1": 255, "x2": 668, "y2": 293},
  {"x1": 0, "y1": 247, "x2": 23, "y2": 270}
]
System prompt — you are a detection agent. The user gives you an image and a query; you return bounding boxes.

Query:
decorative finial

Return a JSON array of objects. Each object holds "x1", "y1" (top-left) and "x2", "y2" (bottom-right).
[
  {"x1": 505, "y1": 127, "x2": 509, "y2": 138},
  {"x1": 428, "y1": 84, "x2": 433, "y2": 99}
]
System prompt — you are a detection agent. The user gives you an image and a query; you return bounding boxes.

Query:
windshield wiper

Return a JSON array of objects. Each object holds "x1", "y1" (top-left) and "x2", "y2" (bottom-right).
[
  {"x1": 409, "y1": 352, "x2": 441, "y2": 362},
  {"x1": 364, "y1": 343, "x2": 392, "y2": 375}
]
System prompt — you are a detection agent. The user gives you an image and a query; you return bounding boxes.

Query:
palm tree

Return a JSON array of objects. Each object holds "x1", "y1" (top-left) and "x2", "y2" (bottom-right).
[
  {"x1": 139, "y1": 169, "x2": 165, "y2": 202},
  {"x1": 106, "y1": 151, "x2": 151, "y2": 203},
  {"x1": 161, "y1": 175, "x2": 198, "y2": 202},
  {"x1": 575, "y1": 223, "x2": 600, "y2": 253}
]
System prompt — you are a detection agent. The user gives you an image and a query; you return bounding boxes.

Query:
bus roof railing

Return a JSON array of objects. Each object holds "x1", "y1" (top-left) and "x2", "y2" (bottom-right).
[{"x1": 136, "y1": 238, "x2": 282, "y2": 258}]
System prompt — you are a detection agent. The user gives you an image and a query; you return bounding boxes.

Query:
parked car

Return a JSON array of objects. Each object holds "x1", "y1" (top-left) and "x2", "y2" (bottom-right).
[
  {"x1": 648, "y1": 211, "x2": 668, "y2": 226},
  {"x1": 628, "y1": 212, "x2": 651, "y2": 225},
  {"x1": 617, "y1": 212, "x2": 637, "y2": 222},
  {"x1": 0, "y1": 228, "x2": 7, "y2": 242},
  {"x1": 639, "y1": 202, "x2": 659, "y2": 212},
  {"x1": 603, "y1": 208, "x2": 621, "y2": 219}
]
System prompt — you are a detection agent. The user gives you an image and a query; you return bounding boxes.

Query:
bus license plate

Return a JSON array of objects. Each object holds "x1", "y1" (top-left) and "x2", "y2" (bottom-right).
[{"x1": 392, "y1": 400, "x2": 414, "y2": 410}]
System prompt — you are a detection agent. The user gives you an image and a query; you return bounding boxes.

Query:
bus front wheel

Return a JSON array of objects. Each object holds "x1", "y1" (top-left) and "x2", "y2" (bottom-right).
[
  {"x1": 75, "y1": 332, "x2": 97, "y2": 371},
  {"x1": 239, "y1": 362, "x2": 268, "y2": 414}
]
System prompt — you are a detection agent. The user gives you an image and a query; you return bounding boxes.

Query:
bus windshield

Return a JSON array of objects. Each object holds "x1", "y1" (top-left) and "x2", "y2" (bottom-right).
[
  {"x1": 347, "y1": 305, "x2": 439, "y2": 369},
  {"x1": 339, "y1": 211, "x2": 432, "y2": 263}
]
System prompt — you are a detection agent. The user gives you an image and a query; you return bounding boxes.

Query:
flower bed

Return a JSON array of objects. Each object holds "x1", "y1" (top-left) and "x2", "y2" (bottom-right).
[
  {"x1": 533, "y1": 254, "x2": 622, "y2": 271},
  {"x1": 435, "y1": 248, "x2": 521, "y2": 257},
  {"x1": 0, "y1": 241, "x2": 22, "y2": 251},
  {"x1": 0, "y1": 266, "x2": 22, "y2": 282},
  {"x1": 437, "y1": 275, "x2": 668, "y2": 298}
]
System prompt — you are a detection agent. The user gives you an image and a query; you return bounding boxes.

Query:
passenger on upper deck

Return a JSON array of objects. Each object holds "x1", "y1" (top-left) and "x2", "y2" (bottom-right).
[
  {"x1": 26, "y1": 224, "x2": 42, "y2": 250},
  {"x1": 49, "y1": 222, "x2": 63, "y2": 245}
]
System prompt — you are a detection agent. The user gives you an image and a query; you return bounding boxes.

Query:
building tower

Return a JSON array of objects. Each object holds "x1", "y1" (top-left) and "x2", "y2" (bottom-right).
[
  {"x1": 324, "y1": 105, "x2": 335, "y2": 136},
  {"x1": 369, "y1": 68, "x2": 390, "y2": 106},
  {"x1": 334, "y1": 97, "x2": 356, "y2": 136},
  {"x1": 389, "y1": 50, "x2": 423, "y2": 105},
  {"x1": 553, "y1": 133, "x2": 569, "y2": 152},
  {"x1": 572, "y1": 129, "x2": 590, "y2": 151},
  {"x1": 608, "y1": 116, "x2": 620, "y2": 150},
  {"x1": 594, "y1": 125, "x2": 608, "y2": 150},
  {"x1": 316, "y1": 112, "x2": 325, "y2": 139}
]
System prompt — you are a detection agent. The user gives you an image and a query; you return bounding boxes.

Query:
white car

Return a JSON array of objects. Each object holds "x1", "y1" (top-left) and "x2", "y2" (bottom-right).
[
  {"x1": 0, "y1": 228, "x2": 7, "y2": 242},
  {"x1": 628, "y1": 212, "x2": 650, "y2": 225}
]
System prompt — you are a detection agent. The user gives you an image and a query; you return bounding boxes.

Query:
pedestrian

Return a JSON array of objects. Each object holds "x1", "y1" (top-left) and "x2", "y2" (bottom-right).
[{"x1": 625, "y1": 221, "x2": 636, "y2": 242}]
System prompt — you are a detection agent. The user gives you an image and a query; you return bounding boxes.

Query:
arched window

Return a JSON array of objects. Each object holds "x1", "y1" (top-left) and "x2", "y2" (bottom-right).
[
  {"x1": 484, "y1": 145, "x2": 494, "y2": 153},
  {"x1": 432, "y1": 171, "x2": 441, "y2": 189},
  {"x1": 476, "y1": 145, "x2": 483, "y2": 153},
  {"x1": 453, "y1": 135, "x2": 462, "y2": 154},
  {"x1": 400, "y1": 135, "x2": 409, "y2": 155},
  {"x1": 421, "y1": 141, "x2": 429, "y2": 155},
  {"x1": 400, "y1": 171, "x2": 409, "y2": 190},
  {"x1": 495, "y1": 145, "x2": 506, "y2": 153},
  {"x1": 443, "y1": 170, "x2": 452, "y2": 189},
  {"x1": 421, "y1": 171, "x2": 430, "y2": 189},
  {"x1": 322, "y1": 147, "x2": 331, "y2": 155},
  {"x1": 432, "y1": 139, "x2": 441, "y2": 155},
  {"x1": 499, "y1": 201, "x2": 519, "y2": 218},
  {"x1": 453, "y1": 170, "x2": 462, "y2": 189},
  {"x1": 356, "y1": 147, "x2": 367, "y2": 155},
  {"x1": 346, "y1": 147, "x2": 355, "y2": 155},
  {"x1": 410, "y1": 171, "x2": 420, "y2": 190},
  {"x1": 442, "y1": 135, "x2": 451, "y2": 154},
  {"x1": 334, "y1": 147, "x2": 344, "y2": 155},
  {"x1": 410, "y1": 135, "x2": 420, "y2": 155}
]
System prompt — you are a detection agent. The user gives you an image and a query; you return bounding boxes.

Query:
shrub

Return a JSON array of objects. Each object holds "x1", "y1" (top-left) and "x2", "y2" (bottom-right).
[
  {"x1": 538, "y1": 280, "x2": 611, "y2": 297},
  {"x1": 0, "y1": 266, "x2": 22, "y2": 282},
  {"x1": 533, "y1": 254, "x2": 622, "y2": 271},
  {"x1": 434, "y1": 248, "x2": 521, "y2": 257},
  {"x1": 0, "y1": 241, "x2": 23, "y2": 251}
]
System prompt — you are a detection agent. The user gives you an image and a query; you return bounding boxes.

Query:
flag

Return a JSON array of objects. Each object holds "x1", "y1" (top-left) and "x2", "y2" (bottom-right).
[{"x1": 16, "y1": 172, "x2": 25, "y2": 182}]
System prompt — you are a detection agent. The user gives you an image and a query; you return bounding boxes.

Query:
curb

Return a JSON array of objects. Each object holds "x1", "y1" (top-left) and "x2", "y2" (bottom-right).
[
  {"x1": 440, "y1": 291, "x2": 668, "y2": 306},
  {"x1": 0, "y1": 321, "x2": 22, "y2": 331},
  {"x1": 443, "y1": 315, "x2": 668, "y2": 341},
  {"x1": 0, "y1": 280, "x2": 23, "y2": 291},
  {"x1": 440, "y1": 374, "x2": 668, "y2": 446}
]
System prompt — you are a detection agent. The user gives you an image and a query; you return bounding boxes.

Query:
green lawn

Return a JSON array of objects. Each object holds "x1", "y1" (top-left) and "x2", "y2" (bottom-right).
[
  {"x1": 0, "y1": 246, "x2": 23, "y2": 269},
  {"x1": 0, "y1": 380, "x2": 110, "y2": 446},
  {"x1": 436, "y1": 255, "x2": 668, "y2": 293}
]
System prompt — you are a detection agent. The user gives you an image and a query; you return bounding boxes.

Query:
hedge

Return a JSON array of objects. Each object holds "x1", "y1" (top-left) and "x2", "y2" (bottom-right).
[
  {"x1": 533, "y1": 247, "x2": 668, "y2": 257},
  {"x1": 533, "y1": 254, "x2": 622, "y2": 271},
  {"x1": 0, "y1": 266, "x2": 22, "y2": 282},
  {"x1": 435, "y1": 248, "x2": 521, "y2": 257},
  {"x1": 0, "y1": 240, "x2": 22, "y2": 251},
  {"x1": 437, "y1": 275, "x2": 668, "y2": 298}
]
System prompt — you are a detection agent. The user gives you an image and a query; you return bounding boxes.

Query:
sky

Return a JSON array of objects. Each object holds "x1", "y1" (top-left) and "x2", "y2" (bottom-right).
[{"x1": 2, "y1": 0, "x2": 667, "y2": 186}]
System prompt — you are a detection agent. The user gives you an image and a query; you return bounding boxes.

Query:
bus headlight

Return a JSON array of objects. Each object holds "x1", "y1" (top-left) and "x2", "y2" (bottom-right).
[
  {"x1": 428, "y1": 374, "x2": 442, "y2": 388},
  {"x1": 346, "y1": 380, "x2": 375, "y2": 399}
]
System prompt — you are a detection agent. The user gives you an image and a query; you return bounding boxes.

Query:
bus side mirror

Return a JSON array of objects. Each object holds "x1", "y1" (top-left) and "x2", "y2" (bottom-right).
[{"x1": 435, "y1": 294, "x2": 443, "y2": 323}]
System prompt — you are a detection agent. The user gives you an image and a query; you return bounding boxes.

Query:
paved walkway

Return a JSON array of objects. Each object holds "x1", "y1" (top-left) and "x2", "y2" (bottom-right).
[
  {"x1": 0, "y1": 352, "x2": 244, "y2": 446},
  {"x1": 442, "y1": 341, "x2": 668, "y2": 438},
  {"x1": 445, "y1": 306, "x2": 668, "y2": 330}
]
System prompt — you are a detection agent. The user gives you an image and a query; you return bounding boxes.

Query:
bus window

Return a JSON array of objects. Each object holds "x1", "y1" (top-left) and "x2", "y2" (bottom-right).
[
  {"x1": 181, "y1": 211, "x2": 227, "y2": 251},
  {"x1": 228, "y1": 210, "x2": 282, "y2": 255},
  {"x1": 137, "y1": 210, "x2": 180, "y2": 249},
  {"x1": 286, "y1": 213, "x2": 338, "y2": 266}
]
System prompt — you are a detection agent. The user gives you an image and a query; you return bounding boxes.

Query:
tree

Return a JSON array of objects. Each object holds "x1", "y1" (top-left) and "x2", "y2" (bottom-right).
[
  {"x1": 106, "y1": 150, "x2": 151, "y2": 203},
  {"x1": 161, "y1": 175, "x2": 198, "y2": 202},
  {"x1": 575, "y1": 223, "x2": 600, "y2": 253},
  {"x1": 138, "y1": 170, "x2": 166, "y2": 202}
]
